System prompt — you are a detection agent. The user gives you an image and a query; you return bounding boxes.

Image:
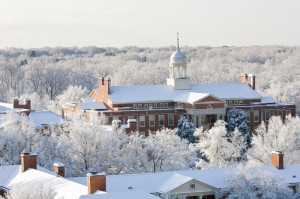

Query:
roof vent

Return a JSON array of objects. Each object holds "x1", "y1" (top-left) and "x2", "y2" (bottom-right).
[
  {"x1": 293, "y1": 175, "x2": 296, "y2": 178},
  {"x1": 128, "y1": 186, "x2": 133, "y2": 189}
]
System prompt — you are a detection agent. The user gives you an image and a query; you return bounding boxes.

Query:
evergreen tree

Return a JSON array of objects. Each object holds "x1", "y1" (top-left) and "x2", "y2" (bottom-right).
[
  {"x1": 226, "y1": 109, "x2": 250, "y2": 145},
  {"x1": 176, "y1": 116, "x2": 197, "y2": 143}
]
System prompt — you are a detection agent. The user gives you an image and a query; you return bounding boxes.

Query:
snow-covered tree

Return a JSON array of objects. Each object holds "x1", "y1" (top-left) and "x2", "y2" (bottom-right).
[
  {"x1": 247, "y1": 115, "x2": 300, "y2": 165},
  {"x1": 196, "y1": 120, "x2": 247, "y2": 169},
  {"x1": 1, "y1": 183, "x2": 57, "y2": 199},
  {"x1": 221, "y1": 166, "x2": 295, "y2": 199},
  {"x1": 226, "y1": 109, "x2": 250, "y2": 145},
  {"x1": 176, "y1": 116, "x2": 197, "y2": 143},
  {"x1": 125, "y1": 129, "x2": 196, "y2": 173}
]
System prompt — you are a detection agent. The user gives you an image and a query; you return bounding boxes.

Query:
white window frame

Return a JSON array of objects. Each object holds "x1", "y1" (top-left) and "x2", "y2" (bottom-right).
[
  {"x1": 168, "y1": 114, "x2": 174, "y2": 126},
  {"x1": 159, "y1": 115, "x2": 164, "y2": 126},
  {"x1": 254, "y1": 111, "x2": 259, "y2": 122},
  {"x1": 139, "y1": 116, "x2": 145, "y2": 127},
  {"x1": 149, "y1": 115, "x2": 155, "y2": 126}
]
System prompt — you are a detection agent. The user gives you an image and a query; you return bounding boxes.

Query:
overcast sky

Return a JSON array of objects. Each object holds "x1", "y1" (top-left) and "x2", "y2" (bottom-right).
[{"x1": 1, "y1": 0, "x2": 300, "y2": 48}]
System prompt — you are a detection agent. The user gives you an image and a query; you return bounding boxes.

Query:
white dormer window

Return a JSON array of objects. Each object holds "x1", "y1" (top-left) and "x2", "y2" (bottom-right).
[
  {"x1": 138, "y1": 104, "x2": 142, "y2": 109},
  {"x1": 160, "y1": 103, "x2": 164, "y2": 108},
  {"x1": 149, "y1": 104, "x2": 153, "y2": 109},
  {"x1": 153, "y1": 103, "x2": 157, "y2": 108},
  {"x1": 133, "y1": 104, "x2": 137, "y2": 109},
  {"x1": 228, "y1": 101, "x2": 232, "y2": 106},
  {"x1": 164, "y1": 103, "x2": 168, "y2": 108},
  {"x1": 144, "y1": 104, "x2": 148, "y2": 109}
]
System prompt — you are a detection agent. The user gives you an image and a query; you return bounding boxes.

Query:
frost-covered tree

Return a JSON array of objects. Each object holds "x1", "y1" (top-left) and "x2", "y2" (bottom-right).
[
  {"x1": 247, "y1": 115, "x2": 300, "y2": 165},
  {"x1": 125, "y1": 129, "x2": 196, "y2": 173},
  {"x1": 1, "y1": 183, "x2": 57, "y2": 199},
  {"x1": 176, "y1": 116, "x2": 197, "y2": 143},
  {"x1": 196, "y1": 120, "x2": 247, "y2": 169},
  {"x1": 221, "y1": 166, "x2": 295, "y2": 199},
  {"x1": 226, "y1": 109, "x2": 250, "y2": 145}
]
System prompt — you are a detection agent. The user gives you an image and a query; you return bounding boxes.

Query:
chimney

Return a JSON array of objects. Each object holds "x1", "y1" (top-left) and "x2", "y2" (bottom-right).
[
  {"x1": 13, "y1": 98, "x2": 19, "y2": 109},
  {"x1": 98, "y1": 77, "x2": 111, "y2": 96},
  {"x1": 21, "y1": 152, "x2": 37, "y2": 172},
  {"x1": 248, "y1": 74, "x2": 256, "y2": 90},
  {"x1": 53, "y1": 163, "x2": 65, "y2": 177},
  {"x1": 272, "y1": 151, "x2": 284, "y2": 169},
  {"x1": 112, "y1": 119, "x2": 122, "y2": 130},
  {"x1": 87, "y1": 172, "x2": 106, "y2": 194},
  {"x1": 12, "y1": 98, "x2": 31, "y2": 110},
  {"x1": 240, "y1": 73, "x2": 248, "y2": 84},
  {"x1": 126, "y1": 119, "x2": 137, "y2": 134}
]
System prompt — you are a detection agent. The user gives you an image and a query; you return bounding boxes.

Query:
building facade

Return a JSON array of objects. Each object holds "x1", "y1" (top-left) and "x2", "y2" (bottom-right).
[{"x1": 62, "y1": 38, "x2": 296, "y2": 135}]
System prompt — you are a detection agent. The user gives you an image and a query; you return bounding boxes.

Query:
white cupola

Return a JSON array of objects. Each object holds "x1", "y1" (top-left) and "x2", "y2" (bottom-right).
[{"x1": 167, "y1": 33, "x2": 190, "y2": 90}]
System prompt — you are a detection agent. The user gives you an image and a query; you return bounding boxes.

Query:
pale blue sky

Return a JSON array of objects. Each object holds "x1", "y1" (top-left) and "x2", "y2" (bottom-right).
[{"x1": 1, "y1": 0, "x2": 300, "y2": 48}]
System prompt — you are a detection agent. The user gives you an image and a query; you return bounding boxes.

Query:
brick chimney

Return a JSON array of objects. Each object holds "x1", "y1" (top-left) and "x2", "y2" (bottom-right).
[
  {"x1": 240, "y1": 73, "x2": 248, "y2": 84},
  {"x1": 247, "y1": 74, "x2": 256, "y2": 90},
  {"x1": 53, "y1": 163, "x2": 65, "y2": 177},
  {"x1": 272, "y1": 151, "x2": 284, "y2": 169},
  {"x1": 87, "y1": 172, "x2": 106, "y2": 194},
  {"x1": 21, "y1": 152, "x2": 37, "y2": 172},
  {"x1": 126, "y1": 119, "x2": 137, "y2": 134},
  {"x1": 12, "y1": 98, "x2": 31, "y2": 110},
  {"x1": 112, "y1": 119, "x2": 122, "y2": 130}
]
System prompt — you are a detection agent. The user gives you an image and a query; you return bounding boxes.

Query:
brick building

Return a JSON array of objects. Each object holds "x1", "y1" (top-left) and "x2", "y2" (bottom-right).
[{"x1": 62, "y1": 38, "x2": 296, "y2": 134}]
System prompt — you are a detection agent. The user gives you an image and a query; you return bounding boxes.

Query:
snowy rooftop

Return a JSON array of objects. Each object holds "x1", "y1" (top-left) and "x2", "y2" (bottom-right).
[
  {"x1": 261, "y1": 96, "x2": 277, "y2": 103},
  {"x1": 108, "y1": 83, "x2": 262, "y2": 103},
  {"x1": 0, "y1": 103, "x2": 12, "y2": 113},
  {"x1": 0, "y1": 165, "x2": 87, "y2": 199},
  {"x1": 80, "y1": 98, "x2": 95, "y2": 103},
  {"x1": 70, "y1": 164, "x2": 300, "y2": 194},
  {"x1": 28, "y1": 111, "x2": 68, "y2": 128},
  {"x1": 79, "y1": 191, "x2": 159, "y2": 199},
  {"x1": 78, "y1": 102, "x2": 107, "y2": 110}
]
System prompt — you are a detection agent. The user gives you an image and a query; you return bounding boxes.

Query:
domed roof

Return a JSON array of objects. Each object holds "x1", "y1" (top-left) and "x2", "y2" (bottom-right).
[
  {"x1": 170, "y1": 50, "x2": 186, "y2": 65},
  {"x1": 169, "y1": 33, "x2": 186, "y2": 65}
]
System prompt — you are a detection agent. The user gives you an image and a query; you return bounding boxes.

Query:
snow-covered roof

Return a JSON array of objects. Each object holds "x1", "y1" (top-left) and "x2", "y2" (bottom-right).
[
  {"x1": 0, "y1": 166, "x2": 87, "y2": 199},
  {"x1": 157, "y1": 173, "x2": 192, "y2": 193},
  {"x1": 174, "y1": 92, "x2": 210, "y2": 104},
  {"x1": 261, "y1": 96, "x2": 277, "y2": 103},
  {"x1": 0, "y1": 103, "x2": 12, "y2": 113},
  {"x1": 70, "y1": 164, "x2": 300, "y2": 194},
  {"x1": 109, "y1": 83, "x2": 261, "y2": 103},
  {"x1": 79, "y1": 191, "x2": 159, "y2": 199},
  {"x1": 78, "y1": 102, "x2": 107, "y2": 110},
  {"x1": 80, "y1": 98, "x2": 95, "y2": 103},
  {"x1": 28, "y1": 111, "x2": 68, "y2": 128}
]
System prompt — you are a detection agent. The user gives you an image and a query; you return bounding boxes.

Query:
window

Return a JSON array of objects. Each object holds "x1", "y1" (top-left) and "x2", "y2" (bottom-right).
[
  {"x1": 164, "y1": 103, "x2": 168, "y2": 108},
  {"x1": 245, "y1": 111, "x2": 250, "y2": 122},
  {"x1": 234, "y1": 101, "x2": 238, "y2": 106},
  {"x1": 160, "y1": 103, "x2": 164, "y2": 108},
  {"x1": 153, "y1": 103, "x2": 157, "y2": 108},
  {"x1": 239, "y1": 100, "x2": 243, "y2": 105},
  {"x1": 286, "y1": 110, "x2": 291, "y2": 116},
  {"x1": 265, "y1": 110, "x2": 270, "y2": 121},
  {"x1": 149, "y1": 115, "x2": 155, "y2": 126},
  {"x1": 133, "y1": 104, "x2": 137, "y2": 109},
  {"x1": 278, "y1": 110, "x2": 283, "y2": 118},
  {"x1": 168, "y1": 114, "x2": 174, "y2": 126},
  {"x1": 254, "y1": 111, "x2": 259, "y2": 122},
  {"x1": 228, "y1": 101, "x2": 232, "y2": 106},
  {"x1": 139, "y1": 116, "x2": 145, "y2": 127},
  {"x1": 138, "y1": 104, "x2": 142, "y2": 109},
  {"x1": 144, "y1": 104, "x2": 148, "y2": 109},
  {"x1": 159, "y1": 115, "x2": 164, "y2": 126},
  {"x1": 149, "y1": 104, "x2": 153, "y2": 109}
]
